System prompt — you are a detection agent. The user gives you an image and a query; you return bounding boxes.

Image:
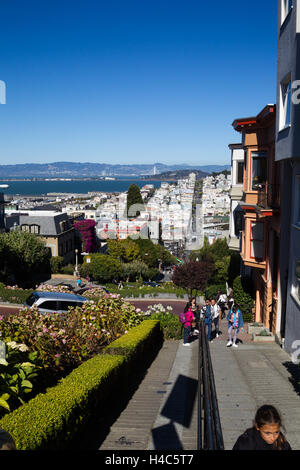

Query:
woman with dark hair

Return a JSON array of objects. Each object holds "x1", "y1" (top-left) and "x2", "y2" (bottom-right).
[
  {"x1": 232, "y1": 405, "x2": 291, "y2": 450},
  {"x1": 0, "y1": 428, "x2": 16, "y2": 450},
  {"x1": 189, "y1": 297, "x2": 200, "y2": 334},
  {"x1": 181, "y1": 302, "x2": 194, "y2": 347}
]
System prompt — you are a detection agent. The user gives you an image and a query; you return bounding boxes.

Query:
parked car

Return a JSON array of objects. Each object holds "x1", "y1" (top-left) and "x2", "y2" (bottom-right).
[
  {"x1": 24, "y1": 291, "x2": 87, "y2": 314},
  {"x1": 57, "y1": 283, "x2": 75, "y2": 291},
  {"x1": 143, "y1": 281, "x2": 161, "y2": 288}
]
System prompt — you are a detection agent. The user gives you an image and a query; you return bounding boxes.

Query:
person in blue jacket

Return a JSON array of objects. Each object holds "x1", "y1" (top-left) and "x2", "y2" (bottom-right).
[
  {"x1": 201, "y1": 298, "x2": 213, "y2": 343},
  {"x1": 226, "y1": 304, "x2": 244, "y2": 348}
]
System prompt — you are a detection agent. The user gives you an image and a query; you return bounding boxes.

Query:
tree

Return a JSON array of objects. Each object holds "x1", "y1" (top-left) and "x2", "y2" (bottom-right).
[
  {"x1": 154, "y1": 243, "x2": 177, "y2": 267},
  {"x1": 120, "y1": 260, "x2": 155, "y2": 282},
  {"x1": 131, "y1": 238, "x2": 158, "y2": 268},
  {"x1": 122, "y1": 239, "x2": 140, "y2": 263},
  {"x1": 172, "y1": 260, "x2": 214, "y2": 299},
  {"x1": 50, "y1": 256, "x2": 64, "y2": 274},
  {"x1": 125, "y1": 184, "x2": 144, "y2": 218},
  {"x1": 107, "y1": 239, "x2": 125, "y2": 260},
  {"x1": 107, "y1": 239, "x2": 140, "y2": 263},
  {"x1": 80, "y1": 254, "x2": 122, "y2": 283},
  {"x1": 0, "y1": 231, "x2": 51, "y2": 287},
  {"x1": 74, "y1": 219, "x2": 98, "y2": 253},
  {"x1": 233, "y1": 275, "x2": 254, "y2": 322}
]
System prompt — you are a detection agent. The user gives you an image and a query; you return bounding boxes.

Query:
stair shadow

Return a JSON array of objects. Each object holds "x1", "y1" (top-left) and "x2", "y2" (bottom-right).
[
  {"x1": 73, "y1": 338, "x2": 164, "y2": 450},
  {"x1": 282, "y1": 361, "x2": 300, "y2": 397},
  {"x1": 151, "y1": 374, "x2": 198, "y2": 450}
]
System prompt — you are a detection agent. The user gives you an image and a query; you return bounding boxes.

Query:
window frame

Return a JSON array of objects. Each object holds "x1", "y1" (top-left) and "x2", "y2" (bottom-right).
[
  {"x1": 237, "y1": 161, "x2": 244, "y2": 185},
  {"x1": 30, "y1": 224, "x2": 40, "y2": 234},
  {"x1": 291, "y1": 259, "x2": 300, "y2": 305},
  {"x1": 279, "y1": 74, "x2": 292, "y2": 130},
  {"x1": 251, "y1": 151, "x2": 268, "y2": 191},
  {"x1": 21, "y1": 224, "x2": 30, "y2": 232},
  {"x1": 281, "y1": 0, "x2": 293, "y2": 25},
  {"x1": 250, "y1": 221, "x2": 265, "y2": 261}
]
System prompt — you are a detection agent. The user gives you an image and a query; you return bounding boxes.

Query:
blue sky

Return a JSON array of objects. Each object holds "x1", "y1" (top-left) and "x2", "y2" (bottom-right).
[{"x1": 0, "y1": 0, "x2": 277, "y2": 166}]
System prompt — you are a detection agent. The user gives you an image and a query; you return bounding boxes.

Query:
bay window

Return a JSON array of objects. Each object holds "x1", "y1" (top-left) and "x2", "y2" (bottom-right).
[
  {"x1": 251, "y1": 151, "x2": 267, "y2": 190},
  {"x1": 250, "y1": 221, "x2": 264, "y2": 260}
]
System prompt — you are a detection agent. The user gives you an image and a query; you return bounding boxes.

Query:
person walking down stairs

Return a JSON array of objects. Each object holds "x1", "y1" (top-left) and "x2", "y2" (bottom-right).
[{"x1": 226, "y1": 305, "x2": 244, "y2": 348}]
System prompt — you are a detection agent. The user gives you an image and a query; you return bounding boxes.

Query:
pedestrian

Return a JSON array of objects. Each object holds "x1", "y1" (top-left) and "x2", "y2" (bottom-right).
[
  {"x1": 217, "y1": 291, "x2": 227, "y2": 319},
  {"x1": 0, "y1": 428, "x2": 16, "y2": 450},
  {"x1": 76, "y1": 277, "x2": 82, "y2": 288},
  {"x1": 190, "y1": 297, "x2": 200, "y2": 334},
  {"x1": 227, "y1": 291, "x2": 234, "y2": 311},
  {"x1": 226, "y1": 304, "x2": 244, "y2": 348},
  {"x1": 181, "y1": 303, "x2": 194, "y2": 347},
  {"x1": 232, "y1": 405, "x2": 291, "y2": 450},
  {"x1": 211, "y1": 298, "x2": 221, "y2": 338},
  {"x1": 201, "y1": 298, "x2": 213, "y2": 343}
]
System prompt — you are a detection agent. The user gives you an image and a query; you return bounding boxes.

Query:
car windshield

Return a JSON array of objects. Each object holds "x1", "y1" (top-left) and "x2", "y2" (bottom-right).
[{"x1": 25, "y1": 294, "x2": 37, "y2": 306}]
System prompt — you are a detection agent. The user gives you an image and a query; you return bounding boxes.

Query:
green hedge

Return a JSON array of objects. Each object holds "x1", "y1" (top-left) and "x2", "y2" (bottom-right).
[
  {"x1": 146, "y1": 313, "x2": 183, "y2": 340},
  {"x1": 0, "y1": 320, "x2": 161, "y2": 450}
]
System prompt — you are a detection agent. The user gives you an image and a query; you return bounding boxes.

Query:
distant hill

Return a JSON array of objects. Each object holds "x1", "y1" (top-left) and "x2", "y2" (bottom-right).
[
  {"x1": 0, "y1": 162, "x2": 230, "y2": 178},
  {"x1": 141, "y1": 169, "x2": 209, "y2": 180}
]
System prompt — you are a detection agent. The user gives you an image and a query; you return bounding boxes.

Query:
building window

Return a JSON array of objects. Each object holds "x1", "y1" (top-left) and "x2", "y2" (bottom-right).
[
  {"x1": 281, "y1": 0, "x2": 293, "y2": 24},
  {"x1": 280, "y1": 76, "x2": 292, "y2": 130},
  {"x1": 250, "y1": 221, "x2": 264, "y2": 260},
  {"x1": 292, "y1": 260, "x2": 300, "y2": 302},
  {"x1": 237, "y1": 162, "x2": 244, "y2": 184},
  {"x1": 30, "y1": 224, "x2": 40, "y2": 234},
  {"x1": 21, "y1": 224, "x2": 30, "y2": 232},
  {"x1": 251, "y1": 152, "x2": 267, "y2": 190}
]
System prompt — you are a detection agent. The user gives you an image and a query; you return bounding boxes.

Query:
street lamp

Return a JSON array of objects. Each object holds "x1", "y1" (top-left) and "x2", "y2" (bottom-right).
[{"x1": 74, "y1": 249, "x2": 79, "y2": 277}]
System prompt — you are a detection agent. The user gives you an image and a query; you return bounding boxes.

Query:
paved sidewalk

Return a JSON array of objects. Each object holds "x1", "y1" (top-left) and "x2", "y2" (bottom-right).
[
  {"x1": 210, "y1": 322, "x2": 300, "y2": 450},
  {"x1": 99, "y1": 318, "x2": 300, "y2": 451},
  {"x1": 100, "y1": 338, "x2": 199, "y2": 450}
]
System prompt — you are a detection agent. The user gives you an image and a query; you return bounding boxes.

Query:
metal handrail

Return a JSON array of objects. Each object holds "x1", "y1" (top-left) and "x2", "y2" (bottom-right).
[{"x1": 197, "y1": 320, "x2": 224, "y2": 450}]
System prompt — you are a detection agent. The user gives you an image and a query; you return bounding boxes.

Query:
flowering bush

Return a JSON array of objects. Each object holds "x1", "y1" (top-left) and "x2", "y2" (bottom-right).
[
  {"x1": 74, "y1": 219, "x2": 97, "y2": 253},
  {"x1": 0, "y1": 296, "x2": 144, "y2": 378},
  {"x1": 36, "y1": 284, "x2": 73, "y2": 294},
  {"x1": 143, "y1": 303, "x2": 182, "y2": 340},
  {"x1": 0, "y1": 283, "x2": 33, "y2": 304},
  {"x1": 83, "y1": 287, "x2": 107, "y2": 299},
  {"x1": 144, "y1": 303, "x2": 173, "y2": 316}
]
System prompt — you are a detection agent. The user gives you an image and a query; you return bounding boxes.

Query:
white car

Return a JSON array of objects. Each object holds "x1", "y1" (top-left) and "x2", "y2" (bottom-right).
[{"x1": 24, "y1": 291, "x2": 87, "y2": 314}]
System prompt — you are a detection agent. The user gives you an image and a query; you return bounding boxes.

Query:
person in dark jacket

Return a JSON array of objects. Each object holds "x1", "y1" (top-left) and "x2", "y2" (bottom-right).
[
  {"x1": 189, "y1": 297, "x2": 200, "y2": 334},
  {"x1": 0, "y1": 428, "x2": 16, "y2": 450},
  {"x1": 233, "y1": 405, "x2": 291, "y2": 450},
  {"x1": 200, "y1": 298, "x2": 213, "y2": 343}
]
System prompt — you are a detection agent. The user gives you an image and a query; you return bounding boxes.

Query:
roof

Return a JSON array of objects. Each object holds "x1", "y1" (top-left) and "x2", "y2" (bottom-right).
[
  {"x1": 232, "y1": 104, "x2": 276, "y2": 132},
  {"x1": 33, "y1": 291, "x2": 87, "y2": 301},
  {"x1": 5, "y1": 211, "x2": 73, "y2": 236}
]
